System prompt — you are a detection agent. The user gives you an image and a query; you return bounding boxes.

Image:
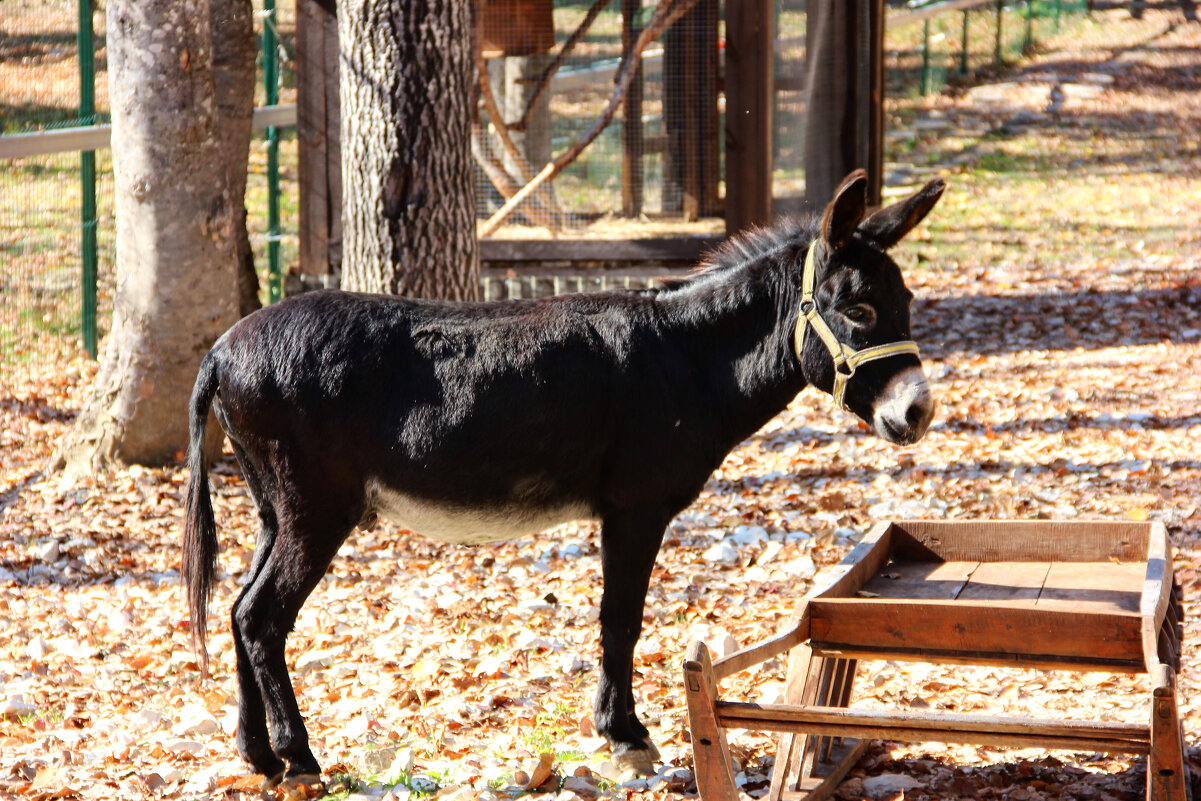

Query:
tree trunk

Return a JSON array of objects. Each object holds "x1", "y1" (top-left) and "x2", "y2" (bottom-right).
[
  {"x1": 53, "y1": 0, "x2": 240, "y2": 474},
  {"x1": 339, "y1": 0, "x2": 480, "y2": 300},
  {"x1": 211, "y1": 0, "x2": 261, "y2": 317}
]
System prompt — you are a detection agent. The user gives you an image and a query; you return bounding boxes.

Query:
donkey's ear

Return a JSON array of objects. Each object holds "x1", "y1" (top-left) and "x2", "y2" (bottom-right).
[
  {"x1": 858, "y1": 176, "x2": 946, "y2": 250},
  {"x1": 821, "y1": 170, "x2": 869, "y2": 251}
]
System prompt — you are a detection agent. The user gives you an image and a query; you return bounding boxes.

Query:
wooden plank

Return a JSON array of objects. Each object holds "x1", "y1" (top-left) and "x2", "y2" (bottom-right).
[
  {"x1": 716, "y1": 701, "x2": 1151, "y2": 755},
  {"x1": 296, "y1": 0, "x2": 340, "y2": 277},
  {"x1": 1037, "y1": 562, "x2": 1144, "y2": 614},
  {"x1": 808, "y1": 645, "x2": 1148, "y2": 674},
  {"x1": 714, "y1": 602, "x2": 811, "y2": 680},
  {"x1": 959, "y1": 561, "x2": 1050, "y2": 603},
  {"x1": 808, "y1": 599, "x2": 1144, "y2": 666},
  {"x1": 480, "y1": 236, "x2": 722, "y2": 264},
  {"x1": 887, "y1": 520, "x2": 1150, "y2": 563},
  {"x1": 684, "y1": 642, "x2": 740, "y2": 801},
  {"x1": 809, "y1": 521, "x2": 896, "y2": 599},
  {"x1": 859, "y1": 559, "x2": 977, "y2": 600},
  {"x1": 723, "y1": 0, "x2": 774, "y2": 233},
  {"x1": 1141, "y1": 523, "x2": 1175, "y2": 673}
]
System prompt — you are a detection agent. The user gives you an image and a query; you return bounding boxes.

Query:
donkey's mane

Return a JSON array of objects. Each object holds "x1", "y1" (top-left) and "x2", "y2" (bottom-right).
[{"x1": 656, "y1": 216, "x2": 818, "y2": 294}]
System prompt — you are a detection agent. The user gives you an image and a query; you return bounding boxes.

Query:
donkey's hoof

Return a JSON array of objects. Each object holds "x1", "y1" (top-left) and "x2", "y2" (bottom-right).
[
  {"x1": 611, "y1": 745, "x2": 657, "y2": 777},
  {"x1": 641, "y1": 739, "x2": 662, "y2": 762},
  {"x1": 259, "y1": 771, "x2": 285, "y2": 790},
  {"x1": 278, "y1": 772, "x2": 325, "y2": 799}
]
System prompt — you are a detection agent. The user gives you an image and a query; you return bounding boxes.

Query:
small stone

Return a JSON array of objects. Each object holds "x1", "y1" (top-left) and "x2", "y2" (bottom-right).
[
  {"x1": 38, "y1": 541, "x2": 60, "y2": 563},
  {"x1": 27, "y1": 637, "x2": 51, "y2": 661},
  {"x1": 862, "y1": 773, "x2": 923, "y2": 798},
  {"x1": 1, "y1": 693, "x2": 36, "y2": 721},
  {"x1": 702, "y1": 541, "x2": 739, "y2": 564}
]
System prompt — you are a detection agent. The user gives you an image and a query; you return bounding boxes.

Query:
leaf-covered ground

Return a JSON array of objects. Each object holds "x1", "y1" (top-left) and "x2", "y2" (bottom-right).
[{"x1": 2, "y1": 8, "x2": 1200, "y2": 801}]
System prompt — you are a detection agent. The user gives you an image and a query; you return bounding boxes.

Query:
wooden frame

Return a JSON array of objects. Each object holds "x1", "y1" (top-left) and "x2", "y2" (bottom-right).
[{"x1": 685, "y1": 520, "x2": 1188, "y2": 801}]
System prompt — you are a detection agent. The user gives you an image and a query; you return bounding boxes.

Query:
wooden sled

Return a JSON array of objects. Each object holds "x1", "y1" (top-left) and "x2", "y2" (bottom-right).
[{"x1": 684, "y1": 520, "x2": 1188, "y2": 801}]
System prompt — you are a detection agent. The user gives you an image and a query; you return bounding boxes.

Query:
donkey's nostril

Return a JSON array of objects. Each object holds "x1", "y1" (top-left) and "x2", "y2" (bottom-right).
[{"x1": 905, "y1": 402, "x2": 926, "y2": 428}]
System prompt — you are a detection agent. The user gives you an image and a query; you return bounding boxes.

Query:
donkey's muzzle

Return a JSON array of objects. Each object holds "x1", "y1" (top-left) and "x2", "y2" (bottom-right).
[{"x1": 872, "y1": 366, "x2": 935, "y2": 445}]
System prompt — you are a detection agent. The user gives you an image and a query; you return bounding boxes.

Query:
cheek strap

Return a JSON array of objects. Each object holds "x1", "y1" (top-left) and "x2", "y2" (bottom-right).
[{"x1": 794, "y1": 241, "x2": 920, "y2": 409}]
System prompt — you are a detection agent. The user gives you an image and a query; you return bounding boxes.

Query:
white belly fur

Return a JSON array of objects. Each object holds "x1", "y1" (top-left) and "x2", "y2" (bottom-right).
[{"x1": 368, "y1": 482, "x2": 593, "y2": 545}]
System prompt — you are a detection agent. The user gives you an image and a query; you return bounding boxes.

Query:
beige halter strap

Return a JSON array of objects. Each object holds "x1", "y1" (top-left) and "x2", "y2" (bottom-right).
[{"x1": 793, "y1": 241, "x2": 920, "y2": 409}]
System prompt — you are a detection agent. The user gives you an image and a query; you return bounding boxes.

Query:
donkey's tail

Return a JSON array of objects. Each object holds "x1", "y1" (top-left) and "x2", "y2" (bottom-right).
[{"x1": 183, "y1": 349, "x2": 221, "y2": 673}]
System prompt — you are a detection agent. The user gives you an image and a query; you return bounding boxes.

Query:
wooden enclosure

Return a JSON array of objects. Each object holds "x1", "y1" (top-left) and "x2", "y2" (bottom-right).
[
  {"x1": 291, "y1": 0, "x2": 887, "y2": 283},
  {"x1": 685, "y1": 520, "x2": 1188, "y2": 801}
]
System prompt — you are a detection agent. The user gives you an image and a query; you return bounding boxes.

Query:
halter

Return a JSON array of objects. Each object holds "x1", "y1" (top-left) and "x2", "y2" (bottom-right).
[{"x1": 793, "y1": 240, "x2": 921, "y2": 410}]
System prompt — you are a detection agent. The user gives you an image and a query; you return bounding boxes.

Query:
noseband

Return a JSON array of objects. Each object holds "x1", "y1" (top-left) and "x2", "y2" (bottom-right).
[{"x1": 793, "y1": 241, "x2": 920, "y2": 409}]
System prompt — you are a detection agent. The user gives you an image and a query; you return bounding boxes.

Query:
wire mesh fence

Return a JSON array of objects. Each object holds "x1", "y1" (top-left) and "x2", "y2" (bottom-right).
[
  {"x1": 2, "y1": 0, "x2": 1090, "y2": 375},
  {"x1": 0, "y1": 0, "x2": 299, "y2": 384}
]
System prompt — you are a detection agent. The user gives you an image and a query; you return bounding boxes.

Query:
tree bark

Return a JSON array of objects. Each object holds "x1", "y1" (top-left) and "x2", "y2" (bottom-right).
[
  {"x1": 339, "y1": 0, "x2": 480, "y2": 300},
  {"x1": 211, "y1": 0, "x2": 261, "y2": 317},
  {"x1": 53, "y1": 0, "x2": 240, "y2": 473}
]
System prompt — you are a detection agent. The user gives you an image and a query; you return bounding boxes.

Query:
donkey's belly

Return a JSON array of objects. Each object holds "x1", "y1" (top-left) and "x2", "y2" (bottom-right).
[{"x1": 367, "y1": 483, "x2": 592, "y2": 545}]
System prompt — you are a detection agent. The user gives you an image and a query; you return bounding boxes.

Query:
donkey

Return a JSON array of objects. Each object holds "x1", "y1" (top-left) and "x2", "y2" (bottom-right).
[{"x1": 184, "y1": 170, "x2": 945, "y2": 784}]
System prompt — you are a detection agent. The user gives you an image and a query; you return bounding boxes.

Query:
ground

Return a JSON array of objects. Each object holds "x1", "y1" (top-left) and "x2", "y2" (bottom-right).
[{"x1": 2, "y1": 7, "x2": 1201, "y2": 801}]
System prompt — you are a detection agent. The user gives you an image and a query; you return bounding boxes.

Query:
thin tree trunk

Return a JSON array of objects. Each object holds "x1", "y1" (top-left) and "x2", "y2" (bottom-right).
[
  {"x1": 339, "y1": 0, "x2": 480, "y2": 300},
  {"x1": 211, "y1": 0, "x2": 260, "y2": 317},
  {"x1": 53, "y1": 0, "x2": 240, "y2": 473}
]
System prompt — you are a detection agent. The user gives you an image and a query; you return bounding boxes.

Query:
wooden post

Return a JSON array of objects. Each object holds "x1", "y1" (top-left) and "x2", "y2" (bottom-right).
[
  {"x1": 802, "y1": 0, "x2": 884, "y2": 212},
  {"x1": 724, "y1": 0, "x2": 774, "y2": 234},
  {"x1": 621, "y1": 0, "x2": 644, "y2": 217},
  {"x1": 296, "y1": 0, "x2": 342, "y2": 282},
  {"x1": 684, "y1": 641, "x2": 740, "y2": 801}
]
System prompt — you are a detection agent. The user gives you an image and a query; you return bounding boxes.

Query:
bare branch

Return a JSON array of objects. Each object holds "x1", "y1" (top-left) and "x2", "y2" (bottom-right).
[{"x1": 515, "y1": 0, "x2": 616, "y2": 134}]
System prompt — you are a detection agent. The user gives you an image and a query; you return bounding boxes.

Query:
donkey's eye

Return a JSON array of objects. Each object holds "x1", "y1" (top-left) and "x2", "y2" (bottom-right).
[{"x1": 842, "y1": 304, "x2": 876, "y2": 325}]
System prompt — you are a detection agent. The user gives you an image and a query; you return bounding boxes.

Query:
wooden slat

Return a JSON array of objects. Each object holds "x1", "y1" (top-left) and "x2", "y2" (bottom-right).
[
  {"x1": 713, "y1": 602, "x2": 811, "y2": 680},
  {"x1": 716, "y1": 702, "x2": 1150, "y2": 755},
  {"x1": 807, "y1": 645, "x2": 1148, "y2": 674},
  {"x1": 296, "y1": 0, "x2": 340, "y2": 277},
  {"x1": 959, "y1": 561, "x2": 1050, "y2": 603},
  {"x1": 1037, "y1": 562, "x2": 1144, "y2": 613},
  {"x1": 1148, "y1": 664, "x2": 1188, "y2": 800},
  {"x1": 809, "y1": 521, "x2": 896, "y2": 599},
  {"x1": 808, "y1": 598, "x2": 1143, "y2": 666},
  {"x1": 859, "y1": 559, "x2": 977, "y2": 600},
  {"x1": 1141, "y1": 523, "x2": 1174, "y2": 673},
  {"x1": 887, "y1": 520, "x2": 1149, "y2": 563},
  {"x1": 479, "y1": 236, "x2": 721, "y2": 264}
]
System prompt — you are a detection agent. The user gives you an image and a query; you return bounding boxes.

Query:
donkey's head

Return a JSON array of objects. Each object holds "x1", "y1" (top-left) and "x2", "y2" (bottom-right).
[{"x1": 795, "y1": 170, "x2": 944, "y2": 445}]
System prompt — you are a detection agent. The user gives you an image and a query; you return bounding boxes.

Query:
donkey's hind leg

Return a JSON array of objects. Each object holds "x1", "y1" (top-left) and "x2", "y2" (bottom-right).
[
  {"x1": 233, "y1": 497, "x2": 357, "y2": 782},
  {"x1": 226, "y1": 441, "x2": 286, "y2": 781}
]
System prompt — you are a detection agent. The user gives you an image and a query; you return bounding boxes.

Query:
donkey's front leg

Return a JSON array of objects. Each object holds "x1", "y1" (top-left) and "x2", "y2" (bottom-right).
[{"x1": 596, "y1": 509, "x2": 670, "y2": 776}]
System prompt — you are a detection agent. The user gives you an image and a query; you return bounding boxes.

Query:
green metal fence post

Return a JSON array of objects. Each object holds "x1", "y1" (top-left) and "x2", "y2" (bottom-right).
[
  {"x1": 263, "y1": 0, "x2": 282, "y2": 304},
  {"x1": 78, "y1": 0, "x2": 98, "y2": 357},
  {"x1": 960, "y1": 9, "x2": 970, "y2": 75},
  {"x1": 920, "y1": 18, "x2": 931, "y2": 95},
  {"x1": 77, "y1": 0, "x2": 97, "y2": 357}
]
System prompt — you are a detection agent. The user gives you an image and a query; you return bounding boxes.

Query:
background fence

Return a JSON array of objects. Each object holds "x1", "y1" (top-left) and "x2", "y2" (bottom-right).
[{"x1": 1, "y1": 0, "x2": 1086, "y2": 381}]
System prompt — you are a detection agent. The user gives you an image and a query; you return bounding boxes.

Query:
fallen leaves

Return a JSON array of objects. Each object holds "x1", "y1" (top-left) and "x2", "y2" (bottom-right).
[{"x1": 2, "y1": 9, "x2": 1201, "y2": 801}]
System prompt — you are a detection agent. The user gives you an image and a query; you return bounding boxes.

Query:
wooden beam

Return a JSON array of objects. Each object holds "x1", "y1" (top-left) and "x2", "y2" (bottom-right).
[
  {"x1": 716, "y1": 702, "x2": 1151, "y2": 754},
  {"x1": 296, "y1": 0, "x2": 341, "y2": 277},
  {"x1": 724, "y1": 0, "x2": 774, "y2": 234},
  {"x1": 480, "y1": 236, "x2": 721, "y2": 263}
]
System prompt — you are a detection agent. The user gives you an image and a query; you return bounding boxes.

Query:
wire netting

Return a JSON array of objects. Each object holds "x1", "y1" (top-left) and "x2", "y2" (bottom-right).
[{"x1": 0, "y1": 0, "x2": 299, "y2": 383}]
